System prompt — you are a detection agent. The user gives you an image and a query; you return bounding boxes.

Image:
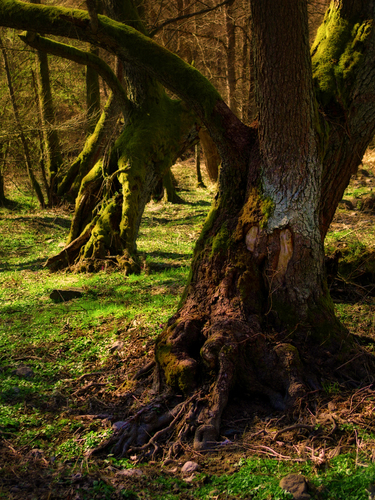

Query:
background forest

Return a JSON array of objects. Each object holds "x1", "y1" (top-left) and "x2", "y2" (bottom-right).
[{"x1": 3, "y1": 0, "x2": 375, "y2": 499}]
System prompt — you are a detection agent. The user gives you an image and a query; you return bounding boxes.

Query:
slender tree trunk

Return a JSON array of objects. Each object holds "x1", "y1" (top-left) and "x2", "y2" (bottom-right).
[
  {"x1": 86, "y1": 44, "x2": 101, "y2": 133},
  {"x1": 31, "y1": 0, "x2": 63, "y2": 205},
  {"x1": 198, "y1": 129, "x2": 220, "y2": 182},
  {"x1": 162, "y1": 169, "x2": 184, "y2": 204},
  {"x1": 225, "y1": 2, "x2": 238, "y2": 115},
  {"x1": 31, "y1": 69, "x2": 50, "y2": 198},
  {"x1": 0, "y1": 35, "x2": 45, "y2": 208},
  {"x1": 0, "y1": 142, "x2": 9, "y2": 207},
  {"x1": 195, "y1": 142, "x2": 205, "y2": 188}
]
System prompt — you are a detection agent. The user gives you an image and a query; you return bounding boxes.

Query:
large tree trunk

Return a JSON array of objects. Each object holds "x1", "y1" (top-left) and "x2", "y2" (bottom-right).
[{"x1": 149, "y1": 0, "x2": 375, "y2": 453}]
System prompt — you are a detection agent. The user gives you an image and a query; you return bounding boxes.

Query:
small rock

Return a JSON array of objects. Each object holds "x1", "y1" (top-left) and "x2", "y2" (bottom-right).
[
  {"x1": 116, "y1": 468, "x2": 143, "y2": 477},
  {"x1": 12, "y1": 365, "x2": 34, "y2": 379},
  {"x1": 279, "y1": 474, "x2": 310, "y2": 500},
  {"x1": 181, "y1": 461, "x2": 200, "y2": 475},
  {"x1": 57, "y1": 242, "x2": 66, "y2": 248},
  {"x1": 49, "y1": 288, "x2": 84, "y2": 302},
  {"x1": 109, "y1": 341, "x2": 124, "y2": 353},
  {"x1": 166, "y1": 467, "x2": 178, "y2": 474}
]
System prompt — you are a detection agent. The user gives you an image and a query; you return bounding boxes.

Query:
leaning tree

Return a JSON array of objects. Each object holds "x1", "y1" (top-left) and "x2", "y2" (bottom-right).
[
  {"x1": 29, "y1": 0, "x2": 200, "y2": 273},
  {"x1": 2, "y1": 0, "x2": 375, "y2": 454}
]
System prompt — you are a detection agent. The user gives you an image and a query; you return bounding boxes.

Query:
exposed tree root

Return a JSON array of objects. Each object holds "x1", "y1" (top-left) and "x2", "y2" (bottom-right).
[
  {"x1": 44, "y1": 222, "x2": 96, "y2": 270},
  {"x1": 88, "y1": 316, "x2": 374, "y2": 462}
]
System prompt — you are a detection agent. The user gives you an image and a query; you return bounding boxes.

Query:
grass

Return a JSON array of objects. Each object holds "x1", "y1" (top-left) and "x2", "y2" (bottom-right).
[{"x1": 2, "y1": 158, "x2": 375, "y2": 498}]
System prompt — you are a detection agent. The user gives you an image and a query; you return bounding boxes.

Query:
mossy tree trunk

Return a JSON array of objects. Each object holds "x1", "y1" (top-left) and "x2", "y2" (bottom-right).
[
  {"x1": 2, "y1": 0, "x2": 375, "y2": 454},
  {"x1": 153, "y1": 0, "x2": 375, "y2": 451},
  {"x1": 42, "y1": 0, "x2": 199, "y2": 271}
]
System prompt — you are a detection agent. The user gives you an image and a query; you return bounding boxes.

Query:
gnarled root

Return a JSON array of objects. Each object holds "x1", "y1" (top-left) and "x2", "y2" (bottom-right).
[{"x1": 89, "y1": 309, "x2": 374, "y2": 461}]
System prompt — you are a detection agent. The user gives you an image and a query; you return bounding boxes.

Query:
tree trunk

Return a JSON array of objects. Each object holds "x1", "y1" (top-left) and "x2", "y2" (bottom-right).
[
  {"x1": 195, "y1": 142, "x2": 205, "y2": 188},
  {"x1": 150, "y1": 0, "x2": 375, "y2": 452},
  {"x1": 31, "y1": 0, "x2": 63, "y2": 206},
  {"x1": 0, "y1": 35, "x2": 45, "y2": 208},
  {"x1": 198, "y1": 128, "x2": 220, "y2": 182},
  {"x1": 86, "y1": 44, "x2": 101, "y2": 133},
  {"x1": 162, "y1": 169, "x2": 184, "y2": 204},
  {"x1": 0, "y1": 142, "x2": 9, "y2": 207},
  {"x1": 225, "y1": 1, "x2": 238, "y2": 115}
]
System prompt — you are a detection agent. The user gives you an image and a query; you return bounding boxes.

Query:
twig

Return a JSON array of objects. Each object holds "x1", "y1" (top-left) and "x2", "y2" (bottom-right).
[
  {"x1": 72, "y1": 382, "x2": 106, "y2": 396},
  {"x1": 335, "y1": 352, "x2": 365, "y2": 372},
  {"x1": 273, "y1": 424, "x2": 315, "y2": 441},
  {"x1": 132, "y1": 361, "x2": 155, "y2": 380},
  {"x1": 76, "y1": 371, "x2": 103, "y2": 382}
]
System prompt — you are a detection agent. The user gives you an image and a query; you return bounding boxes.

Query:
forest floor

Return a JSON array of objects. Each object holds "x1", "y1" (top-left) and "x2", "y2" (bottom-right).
[{"x1": 2, "y1": 155, "x2": 375, "y2": 499}]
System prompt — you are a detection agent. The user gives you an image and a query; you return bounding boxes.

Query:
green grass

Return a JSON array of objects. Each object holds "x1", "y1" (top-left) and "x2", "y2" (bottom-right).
[{"x1": 2, "y1": 161, "x2": 375, "y2": 498}]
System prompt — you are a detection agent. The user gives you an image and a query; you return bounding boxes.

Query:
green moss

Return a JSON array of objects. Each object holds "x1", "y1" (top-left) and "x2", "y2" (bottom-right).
[
  {"x1": 260, "y1": 197, "x2": 275, "y2": 228},
  {"x1": 210, "y1": 222, "x2": 231, "y2": 256},
  {"x1": 234, "y1": 188, "x2": 275, "y2": 238},
  {"x1": 311, "y1": 6, "x2": 373, "y2": 107},
  {"x1": 155, "y1": 331, "x2": 196, "y2": 393},
  {"x1": 81, "y1": 194, "x2": 122, "y2": 259}
]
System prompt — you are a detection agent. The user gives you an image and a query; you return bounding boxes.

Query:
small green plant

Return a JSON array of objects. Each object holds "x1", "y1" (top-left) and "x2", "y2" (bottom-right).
[{"x1": 322, "y1": 380, "x2": 341, "y2": 395}]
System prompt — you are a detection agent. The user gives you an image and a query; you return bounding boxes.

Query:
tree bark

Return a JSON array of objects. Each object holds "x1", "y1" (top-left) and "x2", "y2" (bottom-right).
[
  {"x1": 198, "y1": 128, "x2": 220, "y2": 182},
  {"x1": 0, "y1": 142, "x2": 9, "y2": 207},
  {"x1": 225, "y1": 1, "x2": 238, "y2": 115}
]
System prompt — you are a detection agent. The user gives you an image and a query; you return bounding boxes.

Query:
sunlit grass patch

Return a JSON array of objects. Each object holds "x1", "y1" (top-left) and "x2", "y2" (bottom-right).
[
  {"x1": 0, "y1": 160, "x2": 213, "y2": 488},
  {"x1": 193, "y1": 454, "x2": 375, "y2": 499}
]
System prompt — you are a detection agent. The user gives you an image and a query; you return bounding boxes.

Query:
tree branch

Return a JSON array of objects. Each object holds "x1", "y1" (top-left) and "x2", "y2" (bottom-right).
[
  {"x1": 19, "y1": 31, "x2": 131, "y2": 120},
  {"x1": 0, "y1": 0, "x2": 251, "y2": 168},
  {"x1": 149, "y1": 0, "x2": 234, "y2": 38}
]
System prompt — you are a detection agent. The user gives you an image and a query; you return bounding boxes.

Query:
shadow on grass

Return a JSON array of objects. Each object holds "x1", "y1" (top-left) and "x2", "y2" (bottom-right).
[
  {"x1": 143, "y1": 211, "x2": 209, "y2": 226},
  {"x1": 0, "y1": 257, "x2": 47, "y2": 272},
  {"x1": 9, "y1": 216, "x2": 71, "y2": 229},
  {"x1": 146, "y1": 251, "x2": 191, "y2": 270}
]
